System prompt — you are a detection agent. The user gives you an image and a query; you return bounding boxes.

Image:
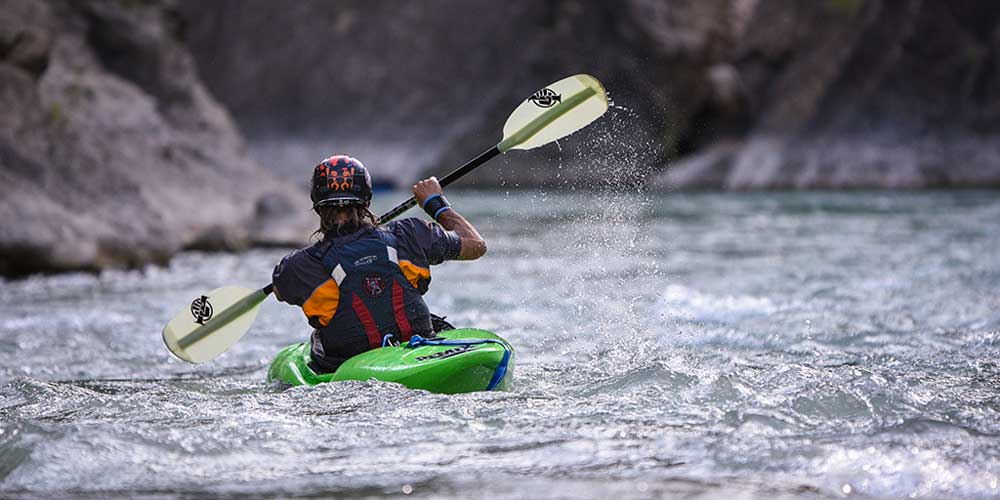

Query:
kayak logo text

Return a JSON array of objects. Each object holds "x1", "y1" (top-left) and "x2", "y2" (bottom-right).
[
  {"x1": 530, "y1": 88, "x2": 561, "y2": 108},
  {"x1": 190, "y1": 295, "x2": 214, "y2": 325},
  {"x1": 415, "y1": 344, "x2": 477, "y2": 362}
]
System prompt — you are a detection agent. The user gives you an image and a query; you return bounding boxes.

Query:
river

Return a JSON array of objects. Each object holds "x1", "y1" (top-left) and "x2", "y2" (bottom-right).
[{"x1": 1, "y1": 190, "x2": 998, "y2": 499}]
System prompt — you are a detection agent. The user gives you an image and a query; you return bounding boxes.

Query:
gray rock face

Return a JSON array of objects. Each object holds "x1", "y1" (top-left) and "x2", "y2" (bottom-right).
[
  {"x1": 176, "y1": 0, "x2": 675, "y2": 188},
  {"x1": 658, "y1": 0, "x2": 1000, "y2": 190},
  {"x1": 0, "y1": 0, "x2": 313, "y2": 278},
  {"x1": 180, "y1": 0, "x2": 1000, "y2": 190}
]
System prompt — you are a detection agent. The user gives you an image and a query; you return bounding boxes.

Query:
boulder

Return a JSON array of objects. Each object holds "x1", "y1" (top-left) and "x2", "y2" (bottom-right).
[{"x1": 0, "y1": 0, "x2": 313, "y2": 278}]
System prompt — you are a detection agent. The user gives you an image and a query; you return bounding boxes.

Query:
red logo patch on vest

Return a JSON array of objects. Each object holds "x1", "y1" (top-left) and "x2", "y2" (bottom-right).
[{"x1": 362, "y1": 274, "x2": 385, "y2": 298}]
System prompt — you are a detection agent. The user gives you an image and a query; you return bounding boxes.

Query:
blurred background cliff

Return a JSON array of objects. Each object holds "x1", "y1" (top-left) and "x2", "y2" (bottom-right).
[{"x1": 2, "y1": 0, "x2": 998, "y2": 277}]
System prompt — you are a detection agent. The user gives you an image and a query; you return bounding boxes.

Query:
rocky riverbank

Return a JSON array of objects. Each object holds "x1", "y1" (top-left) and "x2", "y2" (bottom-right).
[
  {"x1": 0, "y1": 0, "x2": 312, "y2": 278},
  {"x1": 2, "y1": 1, "x2": 998, "y2": 277}
]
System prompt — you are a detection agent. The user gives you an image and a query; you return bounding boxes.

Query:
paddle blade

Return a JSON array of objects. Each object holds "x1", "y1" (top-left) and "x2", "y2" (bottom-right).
[
  {"x1": 498, "y1": 74, "x2": 608, "y2": 152},
  {"x1": 162, "y1": 286, "x2": 266, "y2": 363}
]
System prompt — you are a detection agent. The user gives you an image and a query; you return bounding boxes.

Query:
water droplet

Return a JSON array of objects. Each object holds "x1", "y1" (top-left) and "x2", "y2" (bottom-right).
[
  {"x1": 841, "y1": 484, "x2": 852, "y2": 494},
  {"x1": 402, "y1": 484, "x2": 413, "y2": 494}
]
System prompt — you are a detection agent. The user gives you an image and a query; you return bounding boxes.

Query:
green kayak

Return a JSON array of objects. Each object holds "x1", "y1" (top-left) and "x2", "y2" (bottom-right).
[{"x1": 266, "y1": 328, "x2": 513, "y2": 394}]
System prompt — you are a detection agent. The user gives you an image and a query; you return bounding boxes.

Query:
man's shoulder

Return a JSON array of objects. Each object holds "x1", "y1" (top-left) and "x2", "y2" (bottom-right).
[
  {"x1": 380, "y1": 217, "x2": 460, "y2": 264},
  {"x1": 271, "y1": 239, "x2": 331, "y2": 305},
  {"x1": 380, "y1": 217, "x2": 438, "y2": 240},
  {"x1": 278, "y1": 240, "x2": 327, "y2": 268},
  {"x1": 382, "y1": 217, "x2": 430, "y2": 232}
]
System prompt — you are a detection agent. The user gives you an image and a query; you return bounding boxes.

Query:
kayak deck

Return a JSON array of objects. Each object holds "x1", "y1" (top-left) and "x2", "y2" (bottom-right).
[{"x1": 267, "y1": 328, "x2": 513, "y2": 394}]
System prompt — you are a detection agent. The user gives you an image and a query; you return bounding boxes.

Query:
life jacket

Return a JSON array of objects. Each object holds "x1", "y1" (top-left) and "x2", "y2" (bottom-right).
[{"x1": 305, "y1": 229, "x2": 433, "y2": 350}]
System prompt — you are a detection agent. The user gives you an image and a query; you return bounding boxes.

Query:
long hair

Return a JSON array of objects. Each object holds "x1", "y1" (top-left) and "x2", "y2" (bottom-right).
[{"x1": 313, "y1": 204, "x2": 380, "y2": 240}]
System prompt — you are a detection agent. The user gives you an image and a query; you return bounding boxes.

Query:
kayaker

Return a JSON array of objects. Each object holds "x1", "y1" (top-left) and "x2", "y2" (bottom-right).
[{"x1": 270, "y1": 155, "x2": 487, "y2": 373}]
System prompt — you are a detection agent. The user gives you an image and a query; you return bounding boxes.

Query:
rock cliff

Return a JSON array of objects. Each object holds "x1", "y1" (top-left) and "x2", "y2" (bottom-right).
[
  {"x1": 3, "y1": 1, "x2": 997, "y2": 277},
  {"x1": 655, "y1": 0, "x2": 1000, "y2": 189},
  {"x1": 180, "y1": 0, "x2": 1000, "y2": 189},
  {"x1": 0, "y1": 0, "x2": 312, "y2": 278}
]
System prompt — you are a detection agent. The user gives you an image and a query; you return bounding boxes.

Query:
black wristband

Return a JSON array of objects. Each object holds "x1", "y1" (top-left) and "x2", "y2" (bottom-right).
[{"x1": 421, "y1": 194, "x2": 452, "y2": 220}]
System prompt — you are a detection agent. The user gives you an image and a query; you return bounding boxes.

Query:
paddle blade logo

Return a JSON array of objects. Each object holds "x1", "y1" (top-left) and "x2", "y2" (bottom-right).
[
  {"x1": 190, "y1": 295, "x2": 214, "y2": 325},
  {"x1": 529, "y1": 88, "x2": 561, "y2": 108},
  {"x1": 363, "y1": 275, "x2": 385, "y2": 298}
]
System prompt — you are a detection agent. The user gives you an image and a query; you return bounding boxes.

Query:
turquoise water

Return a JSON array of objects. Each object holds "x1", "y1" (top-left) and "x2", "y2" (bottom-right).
[{"x1": 1, "y1": 190, "x2": 999, "y2": 499}]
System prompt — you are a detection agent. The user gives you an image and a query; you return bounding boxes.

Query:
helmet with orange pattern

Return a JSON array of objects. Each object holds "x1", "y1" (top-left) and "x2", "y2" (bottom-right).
[{"x1": 310, "y1": 155, "x2": 373, "y2": 210}]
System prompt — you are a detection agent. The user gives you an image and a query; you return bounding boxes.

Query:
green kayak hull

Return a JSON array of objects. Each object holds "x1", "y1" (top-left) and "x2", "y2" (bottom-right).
[{"x1": 266, "y1": 328, "x2": 514, "y2": 394}]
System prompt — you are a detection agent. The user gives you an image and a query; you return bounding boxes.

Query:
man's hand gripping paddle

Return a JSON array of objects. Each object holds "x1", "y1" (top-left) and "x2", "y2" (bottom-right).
[{"x1": 162, "y1": 74, "x2": 609, "y2": 363}]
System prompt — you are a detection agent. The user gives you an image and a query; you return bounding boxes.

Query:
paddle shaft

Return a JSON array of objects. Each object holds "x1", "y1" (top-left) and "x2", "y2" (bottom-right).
[{"x1": 377, "y1": 145, "x2": 501, "y2": 224}]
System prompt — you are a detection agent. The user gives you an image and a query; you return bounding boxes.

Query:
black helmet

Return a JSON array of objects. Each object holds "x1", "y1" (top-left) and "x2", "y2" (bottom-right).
[{"x1": 310, "y1": 155, "x2": 373, "y2": 209}]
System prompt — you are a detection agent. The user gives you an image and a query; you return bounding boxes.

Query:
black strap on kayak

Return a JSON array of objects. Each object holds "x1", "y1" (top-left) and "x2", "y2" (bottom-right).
[{"x1": 405, "y1": 335, "x2": 512, "y2": 391}]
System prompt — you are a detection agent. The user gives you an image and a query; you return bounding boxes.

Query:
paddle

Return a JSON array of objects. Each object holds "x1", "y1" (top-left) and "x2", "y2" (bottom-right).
[
  {"x1": 162, "y1": 74, "x2": 609, "y2": 363},
  {"x1": 378, "y1": 74, "x2": 608, "y2": 223}
]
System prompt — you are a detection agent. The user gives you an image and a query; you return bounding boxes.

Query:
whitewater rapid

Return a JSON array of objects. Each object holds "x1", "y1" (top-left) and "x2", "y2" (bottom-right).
[{"x1": 2, "y1": 190, "x2": 998, "y2": 499}]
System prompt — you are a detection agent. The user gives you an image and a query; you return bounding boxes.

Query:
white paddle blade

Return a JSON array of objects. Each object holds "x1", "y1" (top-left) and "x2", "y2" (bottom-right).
[
  {"x1": 162, "y1": 286, "x2": 265, "y2": 363},
  {"x1": 498, "y1": 74, "x2": 608, "y2": 152}
]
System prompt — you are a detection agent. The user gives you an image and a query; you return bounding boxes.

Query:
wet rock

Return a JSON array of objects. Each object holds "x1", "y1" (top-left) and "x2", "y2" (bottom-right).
[
  {"x1": 0, "y1": 0, "x2": 53, "y2": 76},
  {"x1": 0, "y1": 0, "x2": 312, "y2": 278},
  {"x1": 250, "y1": 192, "x2": 315, "y2": 247},
  {"x1": 183, "y1": 225, "x2": 251, "y2": 253}
]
